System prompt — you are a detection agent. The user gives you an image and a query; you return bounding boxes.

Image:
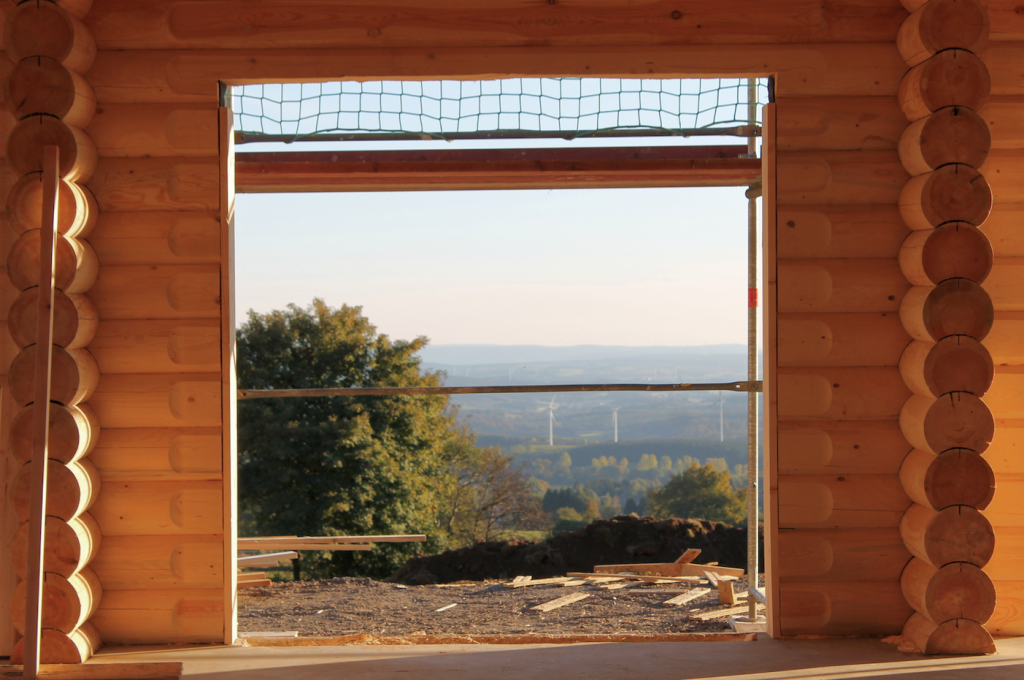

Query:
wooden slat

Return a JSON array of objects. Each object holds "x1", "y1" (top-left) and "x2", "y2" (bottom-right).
[
  {"x1": 238, "y1": 535, "x2": 426, "y2": 545},
  {"x1": 24, "y1": 145, "x2": 62, "y2": 680},
  {"x1": 219, "y1": 104, "x2": 238, "y2": 645},
  {"x1": 0, "y1": 662, "x2": 183, "y2": 679},
  {"x1": 235, "y1": 147, "x2": 761, "y2": 193},
  {"x1": 662, "y1": 589, "x2": 711, "y2": 607},
  {"x1": 689, "y1": 603, "x2": 765, "y2": 621},
  {"x1": 529, "y1": 592, "x2": 589, "y2": 613},
  {"x1": 84, "y1": 1, "x2": 908, "y2": 50}
]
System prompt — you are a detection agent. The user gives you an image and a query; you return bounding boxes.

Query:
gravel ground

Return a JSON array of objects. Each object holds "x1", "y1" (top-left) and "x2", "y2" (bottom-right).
[{"x1": 239, "y1": 575, "x2": 765, "y2": 638}]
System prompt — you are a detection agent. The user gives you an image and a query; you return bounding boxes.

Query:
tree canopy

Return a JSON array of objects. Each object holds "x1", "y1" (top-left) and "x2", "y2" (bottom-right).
[
  {"x1": 237, "y1": 299, "x2": 456, "y2": 578},
  {"x1": 646, "y1": 463, "x2": 746, "y2": 525}
]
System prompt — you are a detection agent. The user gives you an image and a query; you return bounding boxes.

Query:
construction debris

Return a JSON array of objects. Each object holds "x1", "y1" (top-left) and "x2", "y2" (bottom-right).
[{"x1": 530, "y1": 593, "x2": 591, "y2": 613}]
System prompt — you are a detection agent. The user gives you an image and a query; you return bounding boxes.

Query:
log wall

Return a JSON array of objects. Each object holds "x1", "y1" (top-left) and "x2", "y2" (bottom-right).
[{"x1": 1, "y1": 0, "x2": 1021, "y2": 652}]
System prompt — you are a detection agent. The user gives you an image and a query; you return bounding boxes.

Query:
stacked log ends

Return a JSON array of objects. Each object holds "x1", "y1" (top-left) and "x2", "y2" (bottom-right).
[
  {"x1": 9, "y1": 622, "x2": 101, "y2": 665},
  {"x1": 901, "y1": 559, "x2": 996, "y2": 624},
  {"x1": 3, "y1": 0, "x2": 103, "y2": 663},
  {"x1": 895, "y1": 0, "x2": 997, "y2": 654}
]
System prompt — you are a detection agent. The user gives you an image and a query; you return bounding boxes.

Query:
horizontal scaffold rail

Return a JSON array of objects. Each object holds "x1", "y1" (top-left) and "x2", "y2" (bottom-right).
[
  {"x1": 237, "y1": 381, "x2": 763, "y2": 400},
  {"x1": 234, "y1": 145, "x2": 762, "y2": 193}
]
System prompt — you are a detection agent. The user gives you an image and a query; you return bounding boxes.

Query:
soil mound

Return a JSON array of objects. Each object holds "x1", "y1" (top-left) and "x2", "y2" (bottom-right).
[{"x1": 390, "y1": 515, "x2": 763, "y2": 584}]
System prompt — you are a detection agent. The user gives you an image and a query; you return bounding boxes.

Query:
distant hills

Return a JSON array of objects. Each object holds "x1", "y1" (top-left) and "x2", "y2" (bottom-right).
[{"x1": 418, "y1": 343, "x2": 747, "y2": 366}]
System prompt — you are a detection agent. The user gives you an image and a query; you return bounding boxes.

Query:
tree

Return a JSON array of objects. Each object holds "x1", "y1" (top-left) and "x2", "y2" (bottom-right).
[
  {"x1": 434, "y1": 431, "x2": 550, "y2": 546},
  {"x1": 236, "y1": 299, "x2": 456, "y2": 579},
  {"x1": 646, "y1": 463, "x2": 746, "y2": 525}
]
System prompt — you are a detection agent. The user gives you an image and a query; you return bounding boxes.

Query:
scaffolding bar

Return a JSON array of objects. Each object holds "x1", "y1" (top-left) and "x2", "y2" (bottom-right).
[{"x1": 238, "y1": 381, "x2": 763, "y2": 400}]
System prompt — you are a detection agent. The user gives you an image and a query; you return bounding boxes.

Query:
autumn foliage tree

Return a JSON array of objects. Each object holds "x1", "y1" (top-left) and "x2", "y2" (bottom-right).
[{"x1": 646, "y1": 462, "x2": 746, "y2": 525}]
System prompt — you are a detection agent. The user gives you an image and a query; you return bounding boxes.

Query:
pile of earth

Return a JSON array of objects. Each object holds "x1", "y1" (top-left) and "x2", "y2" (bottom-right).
[{"x1": 390, "y1": 514, "x2": 763, "y2": 585}]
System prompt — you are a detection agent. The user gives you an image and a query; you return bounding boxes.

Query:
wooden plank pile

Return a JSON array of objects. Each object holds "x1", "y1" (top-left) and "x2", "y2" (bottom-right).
[{"x1": 502, "y1": 550, "x2": 764, "y2": 621}]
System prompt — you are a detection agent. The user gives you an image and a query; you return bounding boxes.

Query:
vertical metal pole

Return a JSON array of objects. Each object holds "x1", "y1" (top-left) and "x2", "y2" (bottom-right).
[
  {"x1": 25, "y1": 146, "x2": 61, "y2": 679},
  {"x1": 745, "y1": 79, "x2": 761, "y2": 621}
]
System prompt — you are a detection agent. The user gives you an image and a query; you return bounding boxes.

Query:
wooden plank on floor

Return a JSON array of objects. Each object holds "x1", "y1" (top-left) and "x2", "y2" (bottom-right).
[
  {"x1": 662, "y1": 589, "x2": 712, "y2": 607},
  {"x1": 690, "y1": 603, "x2": 767, "y2": 621},
  {"x1": 530, "y1": 593, "x2": 591, "y2": 613},
  {"x1": 0, "y1": 663, "x2": 183, "y2": 679}
]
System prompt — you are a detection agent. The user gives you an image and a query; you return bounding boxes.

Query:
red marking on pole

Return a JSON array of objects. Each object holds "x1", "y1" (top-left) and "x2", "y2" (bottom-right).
[{"x1": 748, "y1": 288, "x2": 758, "y2": 308}]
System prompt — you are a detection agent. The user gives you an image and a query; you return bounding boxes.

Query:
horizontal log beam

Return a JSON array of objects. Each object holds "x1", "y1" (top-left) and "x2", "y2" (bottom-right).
[{"x1": 234, "y1": 146, "x2": 760, "y2": 192}]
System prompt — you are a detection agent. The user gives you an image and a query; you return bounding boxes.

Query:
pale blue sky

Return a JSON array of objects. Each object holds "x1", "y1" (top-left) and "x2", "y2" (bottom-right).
[{"x1": 235, "y1": 183, "x2": 758, "y2": 347}]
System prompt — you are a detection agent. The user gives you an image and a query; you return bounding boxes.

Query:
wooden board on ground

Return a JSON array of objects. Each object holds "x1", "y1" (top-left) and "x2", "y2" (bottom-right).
[
  {"x1": 718, "y1": 581, "x2": 737, "y2": 605},
  {"x1": 593, "y1": 562, "x2": 745, "y2": 578},
  {"x1": 675, "y1": 549, "x2": 702, "y2": 564},
  {"x1": 568, "y1": 572, "x2": 726, "y2": 583},
  {"x1": 511, "y1": 576, "x2": 531, "y2": 585},
  {"x1": 237, "y1": 579, "x2": 272, "y2": 589},
  {"x1": 689, "y1": 603, "x2": 766, "y2": 621},
  {"x1": 504, "y1": 577, "x2": 573, "y2": 589},
  {"x1": 663, "y1": 589, "x2": 712, "y2": 607},
  {"x1": 530, "y1": 593, "x2": 590, "y2": 613},
  {"x1": 236, "y1": 551, "x2": 298, "y2": 568},
  {"x1": 559, "y1": 579, "x2": 589, "y2": 587},
  {"x1": 0, "y1": 663, "x2": 183, "y2": 679}
]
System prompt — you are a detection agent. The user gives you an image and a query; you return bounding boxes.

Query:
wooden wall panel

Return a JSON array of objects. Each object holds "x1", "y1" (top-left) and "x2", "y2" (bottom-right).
[
  {"x1": 88, "y1": 212, "x2": 221, "y2": 266},
  {"x1": 91, "y1": 589, "x2": 223, "y2": 644},
  {"x1": 90, "y1": 535, "x2": 223, "y2": 590},
  {"x1": 89, "y1": 428, "x2": 223, "y2": 482},
  {"x1": 89, "y1": 481, "x2": 222, "y2": 536},
  {"x1": 87, "y1": 104, "x2": 220, "y2": 158},
  {"x1": 776, "y1": 206, "x2": 908, "y2": 260},
  {"x1": 87, "y1": 158, "x2": 219, "y2": 212}
]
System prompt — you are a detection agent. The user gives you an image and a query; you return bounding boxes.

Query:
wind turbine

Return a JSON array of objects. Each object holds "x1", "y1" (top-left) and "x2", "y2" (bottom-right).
[
  {"x1": 548, "y1": 397, "x2": 556, "y2": 446},
  {"x1": 719, "y1": 391, "x2": 724, "y2": 442},
  {"x1": 612, "y1": 408, "x2": 619, "y2": 443}
]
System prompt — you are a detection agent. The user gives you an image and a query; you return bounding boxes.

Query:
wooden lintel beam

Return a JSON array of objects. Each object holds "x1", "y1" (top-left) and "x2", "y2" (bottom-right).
[{"x1": 235, "y1": 146, "x2": 760, "y2": 193}]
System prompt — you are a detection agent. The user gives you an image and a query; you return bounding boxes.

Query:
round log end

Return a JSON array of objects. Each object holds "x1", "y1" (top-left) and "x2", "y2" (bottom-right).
[
  {"x1": 6, "y1": 115, "x2": 94, "y2": 181},
  {"x1": 910, "y1": 165, "x2": 992, "y2": 230},
  {"x1": 5, "y1": 173, "x2": 95, "y2": 237},
  {"x1": 9, "y1": 345, "x2": 100, "y2": 408},
  {"x1": 924, "y1": 505, "x2": 995, "y2": 567},
  {"x1": 926, "y1": 449, "x2": 995, "y2": 510},
  {"x1": 900, "y1": 106, "x2": 992, "y2": 176},
  {"x1": 925, "y1": 619, "x2": 996, "y2": 655},
  {"x1": 6, "y1": 229, "x2": 82, "y2": 293},
  {"x1": 10, "y1": 402, "x2": 99, "y2": 465},
  {"x1": 923, "y1": 278, "x2": 994, "y2": 341},
  {"x1": 3, "y1": 1, "x2": 77, "y2": 65},
  {"x1": 11, "y1": 570, "x2": 98, "y2": 635},
  {"x1": 10, "y1": 622, "x2": 101, "y2": 664},
  {"x1": 923, "y1": 392, "x2": 994, "y2": 454},
  {"x1": 918, "y1": 0, "x2": 990, "y2": 57},
  {"x1": 925, "y1": 335, "x2": 993, "y2": 397},
  {"x1": 924, "y1": 223, "x2": 992, "y2": 285},
  {"x1": 11, "y1": 458, "x2": 100, "y2": 524},
  {"x1": 3, "y1": 56, "x2": 93, "y2": 125},
  {"x1": 8, "y1": 287, "x2": 99, "y2": 350},
  {"x1": 899, "y1": 50, "x2": 991, "y2": 122},
  {"x1": 12, "y1": 514, "x2": 99, "y2": 580},
  {"x1": 926, "y1": 562, "x2": 996, "y2": 624}
]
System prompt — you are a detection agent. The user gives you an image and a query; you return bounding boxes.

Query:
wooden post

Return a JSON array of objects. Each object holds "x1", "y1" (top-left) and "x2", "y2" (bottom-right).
[{"x1": 24, "y1": 145, "x2": 61, "y2": 680}]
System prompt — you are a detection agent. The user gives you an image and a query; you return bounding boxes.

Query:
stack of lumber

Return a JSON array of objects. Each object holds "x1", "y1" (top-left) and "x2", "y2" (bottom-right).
[
  {"x1": 893, "y1": 0, "x2": 1003, "y2": 655},
  {"x1": 4, "y1": 0, "x2": 105, "y2": 665}
]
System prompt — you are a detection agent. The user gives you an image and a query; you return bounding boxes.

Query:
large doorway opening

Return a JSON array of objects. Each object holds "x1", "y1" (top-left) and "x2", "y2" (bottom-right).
[{"x1": 228, "y1": 76, "x2": 770, "y2": 641}]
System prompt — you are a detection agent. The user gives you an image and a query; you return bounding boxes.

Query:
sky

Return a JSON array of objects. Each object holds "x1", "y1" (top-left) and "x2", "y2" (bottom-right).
[{"x1": 235, "y1": 181, "x2": 759, "y2": 347}]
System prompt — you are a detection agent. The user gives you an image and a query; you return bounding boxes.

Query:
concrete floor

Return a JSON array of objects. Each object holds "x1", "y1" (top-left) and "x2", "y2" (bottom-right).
[{"x1": 88, "y1": 636, "x2": 1024, "y2": 680}]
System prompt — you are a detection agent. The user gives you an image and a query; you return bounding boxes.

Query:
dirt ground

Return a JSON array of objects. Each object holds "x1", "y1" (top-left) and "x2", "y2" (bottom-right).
[{"x1": 238, "y1": 575, "x2": 764, "y2": 638}]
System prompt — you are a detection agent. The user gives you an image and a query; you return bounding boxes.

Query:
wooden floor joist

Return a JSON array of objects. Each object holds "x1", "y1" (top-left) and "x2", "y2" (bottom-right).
[{"x1": 234, "y1": 146, "x2": 762, "y2": 193}]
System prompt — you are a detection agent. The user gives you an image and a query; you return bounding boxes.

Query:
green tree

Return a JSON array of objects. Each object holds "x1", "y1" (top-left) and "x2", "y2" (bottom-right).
[
  {"x1": 646, "y1": 463, "x2": 746, "y2": 525},
  {"x1": 236, "y1": 299, "x2": 455, "y2": 579}
]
